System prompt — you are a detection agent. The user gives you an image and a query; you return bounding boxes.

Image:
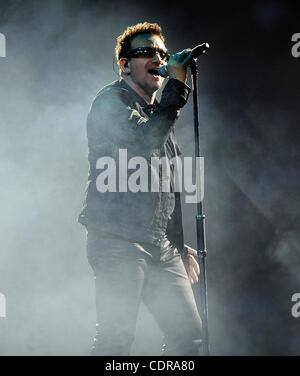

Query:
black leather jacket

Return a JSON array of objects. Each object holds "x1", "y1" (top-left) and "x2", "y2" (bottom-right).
[{"x1": 78, "y1": 78, "x2": 191, "y2": 253}]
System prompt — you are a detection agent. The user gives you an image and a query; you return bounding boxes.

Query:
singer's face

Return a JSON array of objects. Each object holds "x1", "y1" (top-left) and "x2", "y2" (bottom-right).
[{"x1": 127, "y1": 34, "x2": 166, "y2": 97}]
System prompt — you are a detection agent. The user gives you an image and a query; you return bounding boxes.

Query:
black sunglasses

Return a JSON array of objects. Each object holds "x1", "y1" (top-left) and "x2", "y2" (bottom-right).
[{"x1": 124, "y1": 46, "x2": 170, "y2": 62}]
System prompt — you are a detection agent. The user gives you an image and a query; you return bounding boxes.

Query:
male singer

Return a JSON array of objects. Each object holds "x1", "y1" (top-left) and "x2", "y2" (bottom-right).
[{"x1": 79, "y1": 22, "x2": 202, "y2": 355}]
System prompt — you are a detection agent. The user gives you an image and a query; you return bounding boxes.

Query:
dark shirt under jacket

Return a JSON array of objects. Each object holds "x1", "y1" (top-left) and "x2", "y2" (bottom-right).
[{"x1": 78, "y1": 78, "x2": 191, "y2": 255}]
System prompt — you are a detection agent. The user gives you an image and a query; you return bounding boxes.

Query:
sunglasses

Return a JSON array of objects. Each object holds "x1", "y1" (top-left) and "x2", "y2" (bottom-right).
[{"x1": 125, "y1": 46, "x2": 170, "y2": 62}]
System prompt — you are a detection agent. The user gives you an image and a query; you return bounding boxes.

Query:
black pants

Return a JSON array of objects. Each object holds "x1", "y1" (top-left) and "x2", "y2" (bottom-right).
[{"x1": 87, "y1": 231, "x2": 203, "y2": 356}]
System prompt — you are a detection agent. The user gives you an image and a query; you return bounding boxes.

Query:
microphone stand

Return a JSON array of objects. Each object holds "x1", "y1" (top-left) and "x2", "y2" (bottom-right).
[{"x1": 190, "y1": 58, "x2": 209, "y2": 356}]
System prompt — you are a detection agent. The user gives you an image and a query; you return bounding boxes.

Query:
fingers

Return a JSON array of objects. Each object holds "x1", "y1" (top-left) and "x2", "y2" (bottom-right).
[
  {"x1": 189, "y1": 254, "x2": 200, "y2": 275},
  {"x1": 181, "y1": 50, "x2": 194, "y2": 66},
  {"x1": 189, "y1": 268, "x2": 198, "y2": 285},
  {"x1": 184, "y1": 244, "x2": 198, "y2": 257},
  {"x1": 184, "y1": 244, "x2": 201, "y2": 285},
  {"x1": 177, "y1": 48, "x2": 192, "y2": 63},
  {"x1": 170, "y1": 48, "x2": 192, "y2": 65},
  {"x1": 186, "y1": 254, "x2": 200, "y2": 285},
  {"x1": 167, "y1": 48, "x2": 192, "y2": 82}
]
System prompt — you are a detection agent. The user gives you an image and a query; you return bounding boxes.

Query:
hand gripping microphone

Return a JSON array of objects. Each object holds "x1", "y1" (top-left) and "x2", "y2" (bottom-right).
[{"x1": 158, "y1": 42, "x2": 210, "y2": 78}]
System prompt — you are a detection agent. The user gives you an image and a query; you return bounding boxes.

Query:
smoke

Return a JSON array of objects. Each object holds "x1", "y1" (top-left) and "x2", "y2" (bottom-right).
[
  {"x1": 0, "y1": 0, "x2": 173, "y2": 356},
  {"x1": 0, "y1": 0, "x2": 299, "y2": 355},
  {"x1": 0, "y1": 0, "x2": 109, "y2": 355}
]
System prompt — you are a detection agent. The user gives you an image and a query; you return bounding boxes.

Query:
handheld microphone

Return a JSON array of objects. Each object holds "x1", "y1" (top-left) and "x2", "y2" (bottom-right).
[{"x1": 158, "y1": 42, "x2": 210, "y2": 78}]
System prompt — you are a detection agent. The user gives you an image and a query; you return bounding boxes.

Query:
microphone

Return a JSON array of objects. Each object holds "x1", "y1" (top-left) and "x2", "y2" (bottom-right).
[{"x1": 158, "y1": 42, "x2": 210, "y2": 78}]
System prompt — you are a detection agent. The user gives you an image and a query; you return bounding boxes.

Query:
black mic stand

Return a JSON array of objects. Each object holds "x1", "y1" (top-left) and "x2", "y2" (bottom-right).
[{"x1": 190, "y1": 58, "x2": 209, "y2": 356}]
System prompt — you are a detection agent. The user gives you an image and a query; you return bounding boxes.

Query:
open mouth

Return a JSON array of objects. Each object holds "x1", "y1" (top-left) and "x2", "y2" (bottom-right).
[{"x1": 148, "y1": 68, "x2": 159, "y2": 76}]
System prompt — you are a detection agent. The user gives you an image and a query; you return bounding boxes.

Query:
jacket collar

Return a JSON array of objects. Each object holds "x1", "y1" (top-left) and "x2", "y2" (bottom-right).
[{"x1": 119, "y1": 78, "x2": 159, "y2": 109}]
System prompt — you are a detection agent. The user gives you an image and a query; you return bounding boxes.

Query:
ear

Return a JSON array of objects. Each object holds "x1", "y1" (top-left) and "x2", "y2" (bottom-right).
[{"x1": 119, "y1": 58, "x2": 130, "y2": 75}]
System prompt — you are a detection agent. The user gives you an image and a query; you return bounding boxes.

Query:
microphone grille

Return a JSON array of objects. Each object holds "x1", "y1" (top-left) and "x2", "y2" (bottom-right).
[{"x1": 158, "y1": 65, "x2": 168, "y2": 78}]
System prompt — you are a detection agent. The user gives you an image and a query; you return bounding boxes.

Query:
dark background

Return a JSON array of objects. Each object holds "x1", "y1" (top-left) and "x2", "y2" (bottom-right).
[{"x1": 0, "y1": 0, "x2": 299, "y2": 355}]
